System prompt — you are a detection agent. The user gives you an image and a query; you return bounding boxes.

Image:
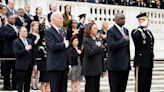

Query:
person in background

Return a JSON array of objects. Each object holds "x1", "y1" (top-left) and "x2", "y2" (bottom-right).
[
  {"x1": 106, "y1": 12, "x2": 130, "y2": 92},
  {"x1": 2, "y1": 15, "x2": 18, "y2": 90},
  {"x1": 28, "y1": 21, "x2": 40, "y2": 90},
  {"x1": 38, "y1": 39, "x2": 50, "y2": 92},
  {"x1": 6, "y1": 0, "x2": 17, "y2": 16},
  {"x1": 47, "y1": 3, "x2": 57, "y2": 23},
  {"x1": 131, "y1": 13, "x2": 154, "y2": 92},
  {"x1": 99, "y1": 21, "x2": 109, "y2": 71},
  {"x1": 68, "y1": 35, "x2": 83, "y2": 92},
  {"x1": 33, "y1": 7, "x2": 46, "y2": 42},
  {"x1": 0, "y1": 4, "x2": 7, "y2": 78},
  {"x1": 13, "y1": 26, "x2": 36, "y2": 92},
  {"x1": 29, "y1": 21, "x2": 50, "y2": 92},
  {"x1": 78, "y1": 14, "x2": 86, "y2": 47},
  {"x1": 34, "y1": 7, "x2": 43, "y2": 22},
  {"x1": 82, "y1": 22, "x2": 105, "y2": 92},
  {"x1": 0, "y1": 5, "x2": 8, "y2": 26},
  {"x1": 24, "y1": 4, "x2": 34, "y2": 32},
  {"x1": 63, "y1": 5, "x2": 72, "y2": 30},
  {"x1": 15, "y1": 8, "x2": 26, "y2": 28},
  {"x1": 67, "y1": 19, "x2": 79, "y2": 41}
]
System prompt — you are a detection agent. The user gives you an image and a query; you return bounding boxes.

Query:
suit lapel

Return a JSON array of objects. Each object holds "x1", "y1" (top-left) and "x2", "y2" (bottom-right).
[
  {"x1": 51, "y1": 26, "x2": 63, "y2": 41},
  {"x1": 7, "y1": 24, "x2": 15, "y2": 32},
  {"x1": 123, "y1": 28, "x2": 129, "y2": 36},
  {"x1": 18, "y1": 17, "x2": 23, "y2": 23},
  {"x1": 19, "y1": 38, "x2": 25, "y2": 48},
  {"x1": 113, "y1": 25, "x2": 123, "y2": 38}
]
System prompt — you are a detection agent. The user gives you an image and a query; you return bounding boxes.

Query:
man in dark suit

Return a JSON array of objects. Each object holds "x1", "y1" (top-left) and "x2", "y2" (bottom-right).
[
  {"x1": 6, "y1": 0, "x2": 17, "y2": 16},
  {"x1": 0, "y1": 27, "x2": 4, "y2": 57},
  {"x1": 15, "y1": 8, "x2": 25, "y2": 28},
  {"x1": 106, "y1": 12, "x2": 131, "y2": 92},
  {"x1": 47, "y1": 3, "x2": 57, "y2": 23},
  {"x1": 24, "y1": 4, "x2": 33, "y2": 31},
  {"x1": 13, "y1": 26, "x2": 36, "y2": 92},
  {"x1": 2, "y1": 15, "x2": 18, "y2": 90},
  {"x1": 131, "y1": 13, "x2": 154, "y2": 92},
  {"x1": 45, "y1": 12, "x2": 70, "y2": 92}
]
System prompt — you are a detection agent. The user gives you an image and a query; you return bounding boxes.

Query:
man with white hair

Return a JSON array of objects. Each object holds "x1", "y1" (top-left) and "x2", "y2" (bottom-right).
[{"x1": 45, "y1": 11, "x2": 70, "y2": 92}]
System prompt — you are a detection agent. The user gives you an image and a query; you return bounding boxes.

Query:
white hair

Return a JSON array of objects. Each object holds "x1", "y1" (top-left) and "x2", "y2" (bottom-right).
[{"x1": 50, "y1": 11, "x2": 62, "y2": 22}]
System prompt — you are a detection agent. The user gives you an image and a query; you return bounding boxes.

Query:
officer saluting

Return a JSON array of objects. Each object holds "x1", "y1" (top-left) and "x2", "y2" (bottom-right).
[{"x1": 131, "y1": 13, "x2": 154, "y2": 92}]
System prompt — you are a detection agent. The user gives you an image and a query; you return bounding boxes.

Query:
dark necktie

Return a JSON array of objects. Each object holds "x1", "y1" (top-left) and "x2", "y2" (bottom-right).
[{"x1": 59, "y1": 29, "x2": 64, "y2": 38}]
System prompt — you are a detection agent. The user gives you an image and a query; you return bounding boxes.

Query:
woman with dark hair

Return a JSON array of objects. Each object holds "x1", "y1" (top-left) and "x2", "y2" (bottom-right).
[
  {"x1": 0, "y1": 5, "x2": 7, "y2": 26},
  {"x1": 63, "y1": 5, "x2": 72, "y2": 30},
  {"x1": 82, "y1": 22, "x2": 105, "y2": 92},
  {"x1": 33, "y1": 7, "x2": 46, "y2": 41},
  {"x1": 67, "y1": 20, "x2": 79, "y2": 41},
  {"x1": 68, "y1": 35, "x2": 83, "y2": 92},
  {"x1": 34, "y1": 7, "x2": 42, "y2": 21}
]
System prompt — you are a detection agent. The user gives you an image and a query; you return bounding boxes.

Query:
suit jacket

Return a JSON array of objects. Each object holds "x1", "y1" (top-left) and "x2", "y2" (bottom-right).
[
  {"x1": 24, "y1": 13, "x2": 33, "y2": 31},
  {"x1": 34, "y1": 15, "x2": 39, "y2": 21},
  {"x1": 131, "y1": 27, "x2": 154, "y2": 68},
  {"x1": 82, "y1": 36, "x2": 104, "y2": 76},
  {"x1": 13, "y1": 38, "x2": 35, "y2": 70},
  {"x1": 2, "y1": 24, "x2": 18, "y2": 57},
  {"x1": 45, "y1": 26, "x2": 69, "y2": 71},
  {"x1": 0, "y1": 28, "x2": 5, "y2": 56},
  {"x1": 69, "y1": 46, "x2": 82, "y2": 66},
  {"x1": 6, "y1": 7, "x2": 17, "y2": 16},
  {"x1": 106, "y1": 25, "x2": 131, "y2": 71},
  {"x1": 15, "y1": 17, "x2": 24, "y2": 28},
  {"x1": 47, "y1": 12, "x2": 52, "y2": 22}
]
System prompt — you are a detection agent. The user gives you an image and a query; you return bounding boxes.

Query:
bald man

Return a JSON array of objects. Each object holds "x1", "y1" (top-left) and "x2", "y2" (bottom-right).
[
  {"x1": 106, "y1": 12, "x2": 131, "y2": 92},
  {"x1": 6, "y1": 0, "x2": 17, "y2": 16},
  {"x1": 45, "y1": 12, "x2": 70, "y2": 92},
  {"x1": 47, "y1": 3, "x2": 57, "y2": 23}
]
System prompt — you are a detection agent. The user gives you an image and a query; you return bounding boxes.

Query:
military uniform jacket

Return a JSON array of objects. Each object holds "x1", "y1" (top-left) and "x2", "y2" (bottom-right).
[{"x1": 131, "y1": 26, "x2": 154, "y2": 68}]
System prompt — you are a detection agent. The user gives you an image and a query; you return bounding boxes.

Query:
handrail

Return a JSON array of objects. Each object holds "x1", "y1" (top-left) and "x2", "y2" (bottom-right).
[
  {"x1": 0, "y1": 58, "x2": 163, "y2": 61},
  {"x1": 0, "y1": 58, "x2": 41, "y2": 61}
]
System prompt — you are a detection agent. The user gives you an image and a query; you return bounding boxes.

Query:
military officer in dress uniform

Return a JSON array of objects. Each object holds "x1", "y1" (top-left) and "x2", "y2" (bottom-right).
[
  {"x1": 131, "y1": 13, "x2": 154, "y2": 92},
  {"x1": 77, "y1": 14, "x2": 86, "y2": 47}
]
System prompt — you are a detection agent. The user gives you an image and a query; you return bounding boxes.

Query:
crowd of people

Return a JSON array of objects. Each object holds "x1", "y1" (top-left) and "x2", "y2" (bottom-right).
[
  {"x1": 65, "y1": 0, "x2": 164, "y2": 9},
  {"x1": 0, "y1": 0, "x2": 155, "y2": 92}
]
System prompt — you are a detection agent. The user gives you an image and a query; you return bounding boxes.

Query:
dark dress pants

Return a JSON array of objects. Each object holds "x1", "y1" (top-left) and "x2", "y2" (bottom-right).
[
  {"x1": 16, "y1": 70, "x2": 32, "y2": 92},
  {"x1": 84, "y1": 75, "x2": 100, "y2": 92},
  {"x1": 49, "y1": 70, "x2": 68, "y2": 92},
  {"x1": 3, "y1": 61, "x2": 16, "y2": 89},
  {"x1": 135, "y1": 67, "x2": 152, "y2": 92},
  {"x1": 108, "y1": 70, "x2": 129, "y2": 92}
]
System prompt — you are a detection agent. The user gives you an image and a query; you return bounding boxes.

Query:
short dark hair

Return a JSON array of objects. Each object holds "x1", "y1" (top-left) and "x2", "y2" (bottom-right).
[{"x1": 70, "y1": 34, "x2": 78, "y2": 43}]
